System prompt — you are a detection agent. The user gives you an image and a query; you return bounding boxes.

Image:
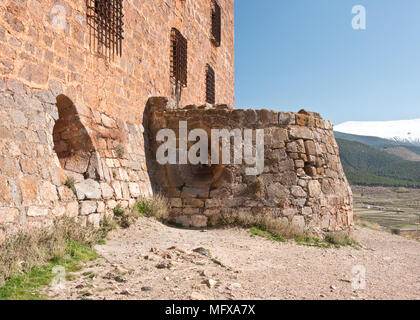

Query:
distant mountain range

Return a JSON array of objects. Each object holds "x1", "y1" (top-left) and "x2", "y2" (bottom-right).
[
  {"x1": 335, "y1": 119, "x2": 420, "y2": 146},
  {"x1": 334, "y1": 132, "x2": 420, "y2": 161},
  {"x1": 334, "y1": 119, "x2": 420, "y2": 188}
]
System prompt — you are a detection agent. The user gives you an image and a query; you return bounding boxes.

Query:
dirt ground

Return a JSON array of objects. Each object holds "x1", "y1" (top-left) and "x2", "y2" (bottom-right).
[{"x1": 45, "y1": 217, "x2": 420, "y2": 300}]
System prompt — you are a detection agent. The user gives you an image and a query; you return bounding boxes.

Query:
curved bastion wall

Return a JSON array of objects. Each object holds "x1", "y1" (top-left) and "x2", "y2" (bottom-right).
[{"x1": 145, "y1": 97, "x2": 354, "y2": 235}]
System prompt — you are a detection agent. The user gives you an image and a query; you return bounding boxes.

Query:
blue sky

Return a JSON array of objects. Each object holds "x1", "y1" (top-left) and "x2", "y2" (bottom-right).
[{"x1": 234, "y1": 0, "x2": 420, "y2": 124}]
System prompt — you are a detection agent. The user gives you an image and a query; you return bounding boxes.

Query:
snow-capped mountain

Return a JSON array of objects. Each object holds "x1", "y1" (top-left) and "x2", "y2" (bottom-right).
[{"x1": 334, "y1": 119, "x2": 420, "y2": 146}]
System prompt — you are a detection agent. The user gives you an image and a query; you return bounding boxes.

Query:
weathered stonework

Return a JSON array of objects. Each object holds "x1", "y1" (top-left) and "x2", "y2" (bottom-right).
[
  {"x1": 0, "y1": 0, "x2": 353, "y2": 239},
  {"x1": 0, "y1": 0, "x2": 234, "y2": 237},
  {"x1": 145, "y1": 98, "x2": 354, "y2": 235}
]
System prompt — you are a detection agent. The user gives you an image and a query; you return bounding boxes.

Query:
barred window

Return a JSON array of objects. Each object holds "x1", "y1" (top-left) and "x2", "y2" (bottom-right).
[
  {"x1": 206, "y1": 64, "x2": 215, "y2": 104},
  {"x1": 170, "y1": 28, "x2": 188, "y2": 87},
  {"x1": 211, "y1": 0, "x2": 221, "y2": 47},
  {"x1": 87, "y1": 0, "x2": 124, "y2": 59}
]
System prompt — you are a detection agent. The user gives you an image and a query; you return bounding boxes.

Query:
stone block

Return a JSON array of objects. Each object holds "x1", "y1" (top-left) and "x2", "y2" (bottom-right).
[
  {"x1": 121, "y1": 182, "x2": 130, "y2": 199},
  {"x1": 282, "y1": 208, "x2": 298, "y2": 217},
  {"x1": 292, "y1": 198, "x2": 307, "y2": 207},
  {"x1": 19, "y1": 176, "x2": 38, "y2": 203},
  {"x1": 66, "y1": 201, "x2": 79, "y2": 218},
  {"x1": 259, "y1": 109, "x2": 278, "y2": 125},
  {"x1": 106, "y1": 200, "x2": 118, "y2": 210},
  {"x1": 175, "y1": 215, "x2": 191, "y2": 228},
  {"x1": 304, "y1": 140, "x2": 316, "y2": 155},
  {"x1": 101, "y1": 114, "x2": 117, "y2": 128},
  {"x1": 27, "y1": 207, "x2": 49, "y2": 217},
  {"x1": 302, "y1": 207, "x2": 313, "y2": 216},
  {"x1": 75, "y1": 179, "x2": 102, "y2": 200},
  {"x1": 294, "y1": 159, "x2": 305, "y2": 168},
  {"x1": 183, "y1": 198, "x2": 204, "y2": 208},
  {"x1": 296, "y1": 114, "x2": 308, "y2": 126},
  {"x1": 128, "y1": 182, "x2": 141, "y2": 198},
  {"x1": 100, "y1": 182, "x2": 114, "y2": 199},
  {"x1": 308, "y1": 180, "x2": 321, "y2": 198},
  {"x1": 97, "y1": 201, "x2": 105, "y2": 213},
  {"x1": 279, "y1": 112, "x2": 295, "y2": 125},
  {"x1": 88, "y1": 214, "x2": 101, "y2": 228},
  {"x1": 183, "y1": 207, "x2": 201, "y2": 215},
  {"x1": 0, "y1": 207, "x2": 20, "y2": 223},
  {"x1": 289, "y1": 126, "x2": 313, "y2": 140},
  {"x1": 291, "y1": 215, "x2": 305, "y2": 233},
  {"x1": 80, "y1": 201, "x2": 97, "y2": 216},
  {"x1": 203, "y1": 209, "x2": 220, "y2": 216},
  {"x1": 190, "y1": 215, "x2": 208, "y2": 228},
  {"x1": 40, "y1": 181, "x2": 59, "y2": 202},
  {"x1": 205, "y1": 199, "x2": 222, "y2": 208},
  {"x1": 6, "y1": 79, "x2": 25, "y2": 95},
  {"x1": 321, "y1": 213, "x2": 331, "y2": 230},
  {"x1": 52, "y1": 205, "x2": 66, "y2": 217},
  {"x1": 170, "y1": 198, "x2": 183, "y2": 208},
  {"x1": 291, "y1": 186, "x2": 307, "y2": 198},
  {"x1": 0, "y1": 175, "x2": 12, "y2": 203}
]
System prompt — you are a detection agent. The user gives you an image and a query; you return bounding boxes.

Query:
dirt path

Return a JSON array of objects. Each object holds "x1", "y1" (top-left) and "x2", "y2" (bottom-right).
[{"x1": 46, "y1": 217, "x2": 420, "y2": 300}]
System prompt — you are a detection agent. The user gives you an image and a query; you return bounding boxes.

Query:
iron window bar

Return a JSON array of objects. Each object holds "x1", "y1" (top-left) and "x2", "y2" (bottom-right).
[
  {"x1": 87, "y1": 0, "x2": 124, "y2": 59},
  {"x1": 170, "y1": 28, "x2": 188, "y2": 88},
  {"x1": 211, "y1": 0, "x2": 221, "y2": 47},
  {"x1": 206, "y1": 64, "x2": 215, "y2": 104}
]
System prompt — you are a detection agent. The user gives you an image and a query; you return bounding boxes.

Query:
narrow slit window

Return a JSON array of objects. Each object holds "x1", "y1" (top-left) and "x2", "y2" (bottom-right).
[
  {"x1": 87, "y1": 0, "x2": 124, "y2": 59},
  {"x1": 211, "y1": 0, "x2": 221, "y2": 47},
  {"x1": 206, "y1": 64, "x2": 215, "y2": 104},
  {"x1": 170, "y1": 28, "x2": 188, "y2": 88}
]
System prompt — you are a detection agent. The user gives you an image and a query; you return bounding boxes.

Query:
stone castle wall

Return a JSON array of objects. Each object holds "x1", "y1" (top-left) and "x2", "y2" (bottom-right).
[
  {"x1": 0, "y1": 0, "x2": 235, "y2": 239},
  {"x1": 145, "y1": 98, "x2": 354, "y2": 235},
  {"x1": 0, "y1": 0, "x2": 353, "y2": 238}
]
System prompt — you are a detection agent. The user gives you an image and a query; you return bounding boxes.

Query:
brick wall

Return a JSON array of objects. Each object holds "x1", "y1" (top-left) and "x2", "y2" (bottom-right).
[
  {"x1": 0, "y1": 0, "x2": 234, "y2": 238},
  {"x1": 1, "y1": 0, "x2": 234, "y2": 120}
]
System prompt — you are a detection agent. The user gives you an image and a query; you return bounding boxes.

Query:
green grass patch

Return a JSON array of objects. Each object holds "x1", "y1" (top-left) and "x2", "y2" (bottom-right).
[
  {"x1": 295, "y1": 236, "x2": 331, "y2": 248},
  {"x1": 250, "y1": 227, "x2": 286, "y2": 243},
  {"x1": 294, "y1": 232, "x2": 358, "y2": 249},
  {"x1": 0, "y1": 240, "x2": 99, "y2": 300},
  {"x1": 325, "y1": 232, "x2": 358, "y2": 247},
  {"x1": 0, "y1": 264, "x2": 55, "y2": 300},
  {"x1": 134, "y1": 196, "x2": 169, "y2": 221}
]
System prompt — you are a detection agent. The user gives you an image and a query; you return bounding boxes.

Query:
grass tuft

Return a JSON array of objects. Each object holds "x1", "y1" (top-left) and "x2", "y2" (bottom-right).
[
  {"x1": 325, "y1": 232, "x2": 358, "y2": 247},
  {"x1": 215, "y1": 211, "x2": 356, "y2": 248},
  {"x1": 215, "y1": 211, "x2": 301, "y2": 240},
  {"x1": 113, "y1": 204, "x2": 137, "y2": 229},
  {"x1": 113, "y1": 144, "x2": 125, "y2": 158},
  {"x1": 64, "y1": 177, "x2": 76, "y2": 195},
  {"x1": 250, "y1": 227, "x2": 286, "y2": 243},
  {"x1": 0, "y1": 217, "x2": 114, "y2": 299},
  {"x1": 135, "y1": 195, "x2": 169, "y2": 221}
]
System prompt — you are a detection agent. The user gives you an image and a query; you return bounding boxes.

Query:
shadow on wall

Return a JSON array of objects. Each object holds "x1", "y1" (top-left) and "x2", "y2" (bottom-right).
[
  {"x1": 53, "y1": 95, "x2": 99, "y2": 180},
  {"x1": 142, "y1": 98, "x2": 159, "y2": 194},
  {"x1": 142, "y1": 97, "x2": 233, "y2": 200}
]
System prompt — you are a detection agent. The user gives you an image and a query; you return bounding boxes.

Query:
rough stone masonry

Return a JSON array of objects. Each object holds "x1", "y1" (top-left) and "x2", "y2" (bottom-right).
[
  {"x1": 0, "y1": 0, "x2": 353, "y2": 239},
  {"x1": 0, "y1": 0, "x2": 234, "y2": 241},
  {"x1": 145, "y1": 98, "x2": 353, "y2": 235}
]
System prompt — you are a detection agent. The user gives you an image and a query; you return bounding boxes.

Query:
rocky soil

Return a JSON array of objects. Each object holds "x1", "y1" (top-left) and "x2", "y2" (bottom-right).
[{"x1": 45, "y1": 217, "x2": 420, "y2": 300}]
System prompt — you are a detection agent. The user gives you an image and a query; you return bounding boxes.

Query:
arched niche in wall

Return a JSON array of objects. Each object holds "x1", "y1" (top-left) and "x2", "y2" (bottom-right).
[
  {"x1": 143, "y1": 97, "x2": 233, "y2": 199},
  {"x1": 52, "y1": 95, "x2": 100, "y2": 180}
]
